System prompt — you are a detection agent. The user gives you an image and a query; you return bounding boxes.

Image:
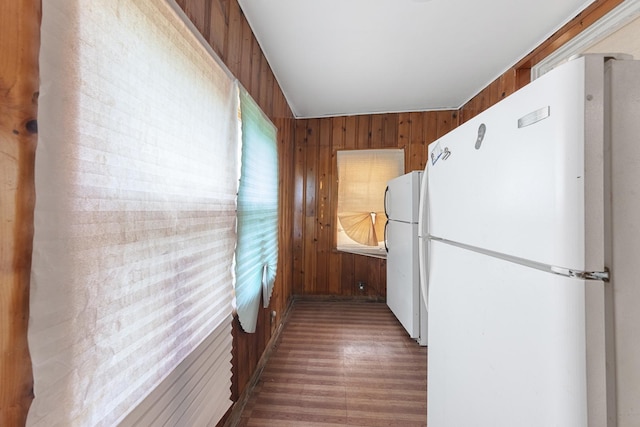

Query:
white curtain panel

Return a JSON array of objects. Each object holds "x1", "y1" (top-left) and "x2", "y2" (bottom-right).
[{"x1": 30, "y1": 1, "x2": 239, "y2": 425}]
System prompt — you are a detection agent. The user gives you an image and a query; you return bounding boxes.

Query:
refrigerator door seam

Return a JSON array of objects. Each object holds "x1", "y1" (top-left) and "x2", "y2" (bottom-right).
[{"x1": 430, "y1": 236, "x2": 609, "y2": 282}]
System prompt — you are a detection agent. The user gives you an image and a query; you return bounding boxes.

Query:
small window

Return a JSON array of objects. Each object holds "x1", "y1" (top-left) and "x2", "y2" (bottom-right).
[{"x1": 336, "y1": 149, "x2": 404, "y2": 257}]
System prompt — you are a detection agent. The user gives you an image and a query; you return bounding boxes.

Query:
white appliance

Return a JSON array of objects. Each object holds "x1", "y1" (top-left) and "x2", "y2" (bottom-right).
[
  {"x1": 384, "y1": 171, "x2": 427, "y2": 346},
  {"x1": 418, "y1": 54, "x2": 640, "y2": 426}
]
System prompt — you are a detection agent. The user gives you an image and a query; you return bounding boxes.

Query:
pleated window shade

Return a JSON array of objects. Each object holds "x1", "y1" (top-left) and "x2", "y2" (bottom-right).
[
  {"x1": 336, "y1": 149, "x2": 405, "y2": 248},
  {"x1": 234, "y1": 87, "x2": 279, "y2": 333},
  {"x1": 30, "y1": 1, "x2": 239, "y2": 425}
]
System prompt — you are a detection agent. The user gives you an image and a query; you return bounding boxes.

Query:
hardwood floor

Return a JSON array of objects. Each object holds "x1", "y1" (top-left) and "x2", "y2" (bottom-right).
[{"x1": 236, "y1": 300, "x2": 427, "y2": 426}]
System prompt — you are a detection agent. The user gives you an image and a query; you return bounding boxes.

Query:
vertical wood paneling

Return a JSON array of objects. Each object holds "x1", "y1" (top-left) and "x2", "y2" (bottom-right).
[
  {"x1": 370, "y1": 114, "x2": 384, "y2": 147},
  {"x1": 0, "y1": 2, "x2": 39, "y2": 424},
  {"x1": 304, "y1": 121, "x2": 318, "y2": 217},
  {"x1": 304, "y1": 214, "x2": 318, "y2": 294},
  {"x1": 356, "y1": 115, "x2": 371, "y2": 149},
  {"x1": 397, "y1": 113, "x2": 410, "y2": 171},
  {"x1": 276, "y1": 116, "x2": 295, "y2": 306},
  {"x1": 181, "y1": 0, "x2": 209, "y2": 40},
  {"x1": 340, "y1": 253, "x2": 356, "y2": 295},
  {"x1": 436, "y1": 110, "x2": 457, "y2": 138},
  {"x1": 367, "y1": 258, "x2": 384, "y2": 297},
  {"x1": 423, "y1": 111, "x2": 438, "y2": 158},
  {"x1": 488, "y1": 78, "x2": 501, "y2": 107},
  {"x1": 316, "y1": 120, "x2": 332, "y2": 294},
  {"x1": 239, "y1": 17, "x2": 252, "y2": 88},
  {"x1": 250, "y1": 38, "x2": 261, "y2": 94},
  {"x1": 408, "y1": 112, "x2": 424, "y2": 172},
  {"x1": 293, "y1": 110, "x2": 455, "y2": 299},
  {"x1": 383, "y1": 113, "x2": 399, "y2": 147},
  {"x1": 277, "y1": 81, "x2": 289, "y2": 118},
  {"x1": 225, "y1": 0, "x2": 242, "y2": 77},
  {"x1": 344, "y1": 116, "x2": 358, "y2": 150},
  {"x1": 329, "y1": 117, "x2": 346, "y2": 295},
  {"x1": 261, "y1": 56, "x2": 273, "y2": 117},
  {"x1": 304, "y1": 121, "x2": 319, "y2": 294},
  {"x1": 501, "y1": 68, "x2": 517, "y2": 100},
  {"x1": 208, "y1": 0, "x2": 228, "y2": 59},
  {"x1": 353, "y1": 257, "x2": 371, "y2": 296},
  {"x1": 292, "y1": 119, "x2": 307, "y2": 297},
  {"x1": 272, "y1": 79, "x2": 284, "y2": 119}
]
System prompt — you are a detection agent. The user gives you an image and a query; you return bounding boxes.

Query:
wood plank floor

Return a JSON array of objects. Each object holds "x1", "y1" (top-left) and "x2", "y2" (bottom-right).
[{"x1": 236, "y1": 300, "x2": 427, "y2": 426}]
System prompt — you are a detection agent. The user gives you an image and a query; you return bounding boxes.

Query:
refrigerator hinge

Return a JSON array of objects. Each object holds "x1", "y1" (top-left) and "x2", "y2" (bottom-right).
[{"x1": 551, "y1": 266, "x2": 610, "y2": 282}]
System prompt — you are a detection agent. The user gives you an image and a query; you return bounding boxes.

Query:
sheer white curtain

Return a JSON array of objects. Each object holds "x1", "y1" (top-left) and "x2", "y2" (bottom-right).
[{"x1": 30, "y1": 1, "x2": 239, "y2": 425}]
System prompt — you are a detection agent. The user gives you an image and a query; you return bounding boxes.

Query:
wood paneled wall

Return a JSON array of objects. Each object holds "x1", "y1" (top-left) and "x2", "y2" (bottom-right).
[
  {"x1": 292, "y1": 112, "x2": 457, "y2": 298},
  {"x1": 0, "y1": 2, "x2": 40, "y2": 426}
]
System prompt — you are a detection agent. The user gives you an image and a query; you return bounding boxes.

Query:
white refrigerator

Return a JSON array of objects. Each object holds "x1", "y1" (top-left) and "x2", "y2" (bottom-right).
[
  {"x1": 418, "y1": 54, "x2": 640, "y2": 426},
  {"x1": 384, "y1": 171, "x2": 427, "y2": 346}
]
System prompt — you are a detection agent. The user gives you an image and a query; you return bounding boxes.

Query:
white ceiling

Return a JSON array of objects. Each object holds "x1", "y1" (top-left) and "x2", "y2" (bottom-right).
[{"x1": 237, "y1": 0, "x2": 595, "y2": 118}]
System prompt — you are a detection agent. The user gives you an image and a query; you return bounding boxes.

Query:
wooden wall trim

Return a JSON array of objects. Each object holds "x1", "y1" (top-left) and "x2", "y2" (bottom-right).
[{"x1": 0, "y1": 0, "x2": 40, "y2": 425}]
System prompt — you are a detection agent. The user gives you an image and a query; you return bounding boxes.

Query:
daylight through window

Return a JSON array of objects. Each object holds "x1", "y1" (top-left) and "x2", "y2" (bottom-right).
[{"x1": 336, "y1": 149, "x2": 404, "y2": 257}]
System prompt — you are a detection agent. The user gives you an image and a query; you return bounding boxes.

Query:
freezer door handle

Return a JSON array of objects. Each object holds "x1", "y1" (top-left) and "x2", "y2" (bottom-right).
[
  {"x1": 418, "y1": 236, "x2": 429, "y2": 310},
  {"x1": 418, "y1": 170, "x2": 430, "y2": 309},
  {"x1": 384, "y1": 220, "x2": 389, "y2": 253},
  {"x1": 383, "y1": 185, "x2": 389, "y2": 217}
]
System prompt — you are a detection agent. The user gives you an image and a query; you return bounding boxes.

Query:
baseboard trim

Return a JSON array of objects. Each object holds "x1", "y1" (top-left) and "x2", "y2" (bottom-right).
[{"x1": 293, "y1": 294, "x2": 386, "y2": 303}]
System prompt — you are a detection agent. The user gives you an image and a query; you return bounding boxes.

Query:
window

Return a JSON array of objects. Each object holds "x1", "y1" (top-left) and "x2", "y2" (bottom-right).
[
  {"x1": 235, "y1": 87, "x2": 279, "y2": 333},
  {"x1": 336, "y1": 149, "x2": 404, "y2": 257},
  {"x1": 31, "y1": 1, "x2": 238, "y2": 424}
]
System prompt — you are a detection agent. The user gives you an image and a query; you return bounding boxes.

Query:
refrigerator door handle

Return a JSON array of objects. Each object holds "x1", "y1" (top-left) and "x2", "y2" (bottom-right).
[
  {"x1": 384, "y1": 220, "x2": 389, "y2": 253},
  {"x1": 550, "y1": 266, "x2": 610, "y2": 282},
  {"x1": 383, "y1": 185, "x2": 389, "y2": 217},
  {"x1": 418, "y1": 236, "x2": 429, "y2": 309},
  {"x1": 418, "y1": 170, "x2": 430, "y2": 309},
  {"x1": 432, "y1": 236, "x2": 610, "y2": 283}
]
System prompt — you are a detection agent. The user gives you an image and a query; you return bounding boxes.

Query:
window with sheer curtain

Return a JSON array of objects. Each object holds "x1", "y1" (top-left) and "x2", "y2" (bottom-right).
[
  {"x1": 30, "y1": 1, "x2": 239, "y2": 425},
  {"x1": 336, "y1": 149, "x2": 405, "y2": 256},
  {"x1": 234, "y1": 87, "x2": 279, "y2": 333}
]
